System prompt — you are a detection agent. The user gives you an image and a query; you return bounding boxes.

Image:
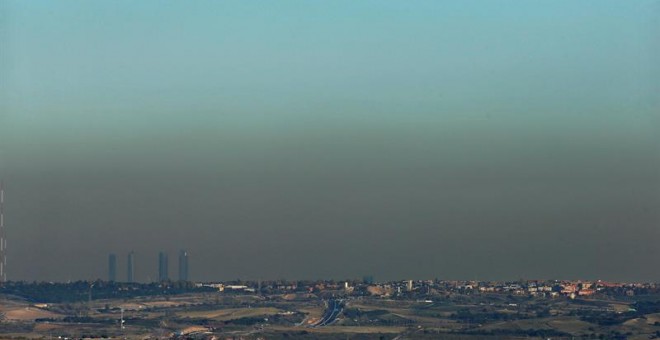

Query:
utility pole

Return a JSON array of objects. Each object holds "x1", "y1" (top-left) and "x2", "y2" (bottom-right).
[
  {"x1": 88, "y1": 282, "x2": 95, "y2": 315},
  {"x1": 120, "y1": 307, "x2": 125, "y2": 330}
]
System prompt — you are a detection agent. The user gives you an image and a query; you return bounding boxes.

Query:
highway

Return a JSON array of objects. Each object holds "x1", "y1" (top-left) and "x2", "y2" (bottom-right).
[{"x1": 311, "y1": 299, "x2": 343, "y2": 327}]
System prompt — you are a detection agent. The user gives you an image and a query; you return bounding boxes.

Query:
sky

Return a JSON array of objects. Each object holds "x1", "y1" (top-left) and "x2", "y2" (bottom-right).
[{"x1": 0, "y1": 0, "x2": 659, "y2": 283}]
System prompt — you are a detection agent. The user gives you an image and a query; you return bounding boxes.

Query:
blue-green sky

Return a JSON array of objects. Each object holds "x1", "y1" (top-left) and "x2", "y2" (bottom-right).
[{"x1": 1, "y1": 0, "x2": 659, "y2": 282}]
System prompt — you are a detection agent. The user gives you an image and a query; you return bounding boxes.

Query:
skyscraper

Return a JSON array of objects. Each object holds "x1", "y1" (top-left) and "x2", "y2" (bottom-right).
[
  {"x1": 178, "y1": 250, "x2": 189, "y2": 281},
  {"x1": 158, "y1": 252, "x2": 169, "y2": 281},
  {"x1": 127, "y1": 251, "x2": 135, "y2": 283},
  {"x1": 108, "y1": 253, "x2": 117, "y2": 282}
]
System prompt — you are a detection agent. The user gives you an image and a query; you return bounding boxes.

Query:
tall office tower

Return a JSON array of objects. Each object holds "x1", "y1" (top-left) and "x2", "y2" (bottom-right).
[
  {"x1": 363, "y1": 275, "x2": 374, "y2": 285},
  {"x1": 127, "y1": 251, "x2": 135, "y2": 283},
  {"x1": 108, "y1": 253, "x2": 117, "y2": 282},
  {"x1": 0, "y1": 181, "x2": 6, "y2": 283},
  {"x1": 178, "y1": 250, "x2": 189, "y2": 281},
  {"x1": 158, "y1": 252, "x2": 169, "y2": 281}
]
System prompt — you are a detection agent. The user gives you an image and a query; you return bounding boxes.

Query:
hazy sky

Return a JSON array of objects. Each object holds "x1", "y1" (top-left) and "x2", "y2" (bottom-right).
[{"x1": 1, "y1": 1, "x2": 659, "y2": 282}]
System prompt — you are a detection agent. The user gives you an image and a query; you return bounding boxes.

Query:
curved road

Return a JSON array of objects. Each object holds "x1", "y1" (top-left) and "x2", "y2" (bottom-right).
[{"x1": 311, "y1": 299, "x2": 343, "y2": 327}]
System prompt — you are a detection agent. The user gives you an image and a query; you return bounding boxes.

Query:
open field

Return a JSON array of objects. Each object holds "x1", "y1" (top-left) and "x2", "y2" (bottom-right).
[
  {"x1": 178, "y1": 306, "x2": 285, "y2": 321},
  {"x1": 480, "y1": 316, "x2": 592, "y2": 333},
  {"x1": 272, "y1": 325, "x2": 406, "y2": 334},
  {"x1": 3, "y1": 307, "x2": 61, "y2": 321}
]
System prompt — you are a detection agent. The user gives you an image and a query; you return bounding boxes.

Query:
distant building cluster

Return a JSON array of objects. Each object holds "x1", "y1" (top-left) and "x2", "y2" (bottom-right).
[
  {"x1": 187, "y1": 278, "x2": 657, "y2": 302},
  {"x1": 97, "y1": 253, "x2": 657, "y2": 300},
  {"x1": 107, "y1": 250, "x2": 189, "y2": 283},
  {"x1": 355, "y1": 279, "x2": 655, "y2": 300}
]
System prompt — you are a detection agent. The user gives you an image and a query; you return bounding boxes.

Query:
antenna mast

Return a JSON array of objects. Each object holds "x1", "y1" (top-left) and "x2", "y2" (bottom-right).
[{"x1": 0, "y1": 181, "x2": 6, "y2": 283}]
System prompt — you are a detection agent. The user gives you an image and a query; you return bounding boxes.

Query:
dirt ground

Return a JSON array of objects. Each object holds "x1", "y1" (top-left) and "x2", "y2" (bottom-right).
[
  {"x1": 177, "y1": 307, "x2": 284, "y2": 321},
  {"x1": 3, "y1": 306, "x2": 60, "y2": 321}
]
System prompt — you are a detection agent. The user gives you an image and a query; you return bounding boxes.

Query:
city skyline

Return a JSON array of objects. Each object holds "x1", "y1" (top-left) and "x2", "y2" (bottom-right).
[
  {"x1": 107, "y1": 251, "x2": 193, "y2": 283},
  {"x1": 1, "y1": 1, "x2": 658, "y2": 338}
]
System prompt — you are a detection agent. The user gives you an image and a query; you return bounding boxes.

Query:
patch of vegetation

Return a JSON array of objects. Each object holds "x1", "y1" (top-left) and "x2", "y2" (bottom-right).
[
  {"x1": 449, "y1": 307, "x2": 528, "y2": 323},
  {"x1": 465, "y1": 328, "x2": 571, "y2": 337},
  {"x1": 1, "y1": 280, "x2": 215, "y2": 303},
  {"x1": 576, "y1": 300, "x2": 660, "y2": 325}
]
